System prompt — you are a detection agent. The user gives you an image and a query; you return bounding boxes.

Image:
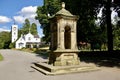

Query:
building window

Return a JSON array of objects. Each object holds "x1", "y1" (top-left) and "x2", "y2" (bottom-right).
[
  {"x1": 28, "y1": 37, "x2": 31, "y2": 41},
  {"x1": 14, "y1": 32, "x2": 16, "y2": 35},
  {"x1": 13, "y1": 27, "x2": 16, "y2": 31}
]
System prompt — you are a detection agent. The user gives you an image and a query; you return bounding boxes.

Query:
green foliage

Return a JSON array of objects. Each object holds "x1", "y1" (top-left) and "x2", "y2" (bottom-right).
[
  {"x1": 36, "y1": 0, "x2": 106, "y2": 46},
  {"x1": 9, "y1": 42, "x2": 15, "y2": 49},
  {"x1": 61, "y1": 0, "x2": 107, "y2": 45},
  {"x1": 19, "y1": 19, "x2": 38, "y2": 36},
  {"x1": 0, "y1": 31, "x2": 11, "y2": 49},
  {"x1": 113, "y1": 22, "x2": 120, "y2": 50},
  {"x1": 21, "y1": 19, "x2": 30, "y2": 34},
  {"x1": 0, "y1": 40, "x2": 4, "y2": 49},
  {"x1": 0, "y1": 54, "x2": 3, "y2": 61},
  {"x1": 18, "y1": 29, "x2": 22, "y2": 38},
  {"x1": 36, "y1": 0, "x2": 120, "y2": 50},
  {"x1": 36, "y1": 0, "x2": 61, "y2": 43},
  {"x1": 31, "y1": 23, "x2": 38, "y2": 35}
]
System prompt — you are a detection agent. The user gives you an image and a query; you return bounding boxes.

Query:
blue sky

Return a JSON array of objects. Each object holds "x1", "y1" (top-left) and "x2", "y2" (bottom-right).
[
  {"x1": 0, "y1": 0, "x2": 43, "y2": 37},
  {"x1": 0, "y1": 0, "x2": 119, "y2": 37}
]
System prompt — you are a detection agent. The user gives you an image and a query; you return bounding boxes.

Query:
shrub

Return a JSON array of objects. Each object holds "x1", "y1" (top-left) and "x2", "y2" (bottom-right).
[{"x1": 9, "y1": 42, "x2": 15, "y2": 49}]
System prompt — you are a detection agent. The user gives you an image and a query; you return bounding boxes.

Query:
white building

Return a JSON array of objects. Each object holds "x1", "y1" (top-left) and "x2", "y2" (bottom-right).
[
  {"x1": 11, "y1": 24, "x2": 41, "y2": 49},
  {"x1": 11, "y1": 25, "x2": 18, "y2": 43},
  {"x1": 16, "y1": 33, "x2": 41, "y2": 49},
  {"x1": 16, "y1": 34, "x2": 26, "y2": 49}
]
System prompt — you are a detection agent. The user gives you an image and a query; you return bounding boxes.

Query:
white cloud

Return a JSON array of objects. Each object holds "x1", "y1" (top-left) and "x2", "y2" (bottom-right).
[
  {"x1": 18, "y1": 6, "x2": 37, "y2": 15},
  {"x1": 13, "y1": 6, "x2": 40, "y2": 26},
  {"x1": 0, "y1": 16, "x2": 12, "y2": 23},
  {"x1": 13, "y1": 16, "x2": 25, "y2": 24},
  {"x1": 0, "y1": 27, "x2": 10, "y2": 32}
]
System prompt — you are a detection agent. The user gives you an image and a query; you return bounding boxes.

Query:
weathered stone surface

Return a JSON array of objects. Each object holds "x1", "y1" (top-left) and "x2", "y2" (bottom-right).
[
  {"x1": 32, "y1": 62, "x2": 100, "y2": 75},
  {"x1": 49, "y1": 2, "x2": 80, "y2": 66}
]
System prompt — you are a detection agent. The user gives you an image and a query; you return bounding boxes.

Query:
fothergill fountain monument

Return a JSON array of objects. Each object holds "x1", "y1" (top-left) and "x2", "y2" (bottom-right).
[{"x1": 32, "y1": 2, "x2": 99, "y2": 75}]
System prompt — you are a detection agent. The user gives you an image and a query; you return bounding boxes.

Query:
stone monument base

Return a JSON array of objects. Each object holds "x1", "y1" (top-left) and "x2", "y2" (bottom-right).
[
  {"x1": 31, "y1": 61, "x2": 100, "y2": 75},
  {"x1": 49, "y1": 50, "x2": 80, "y2": 66}
]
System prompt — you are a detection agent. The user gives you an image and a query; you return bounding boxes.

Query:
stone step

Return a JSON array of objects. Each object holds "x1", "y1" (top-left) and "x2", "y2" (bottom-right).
[{"x1": 31, "y1": 62, "x2": 100, "y2": 75}]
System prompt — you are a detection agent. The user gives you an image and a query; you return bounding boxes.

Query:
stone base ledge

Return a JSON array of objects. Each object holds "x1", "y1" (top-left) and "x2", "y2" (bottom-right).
[
  {"x1": 31, "y1": 62, "x2": 100, "y2": 75},
  {"x1": 50, "y1": 49, "x2": 80, "y2": 53}
]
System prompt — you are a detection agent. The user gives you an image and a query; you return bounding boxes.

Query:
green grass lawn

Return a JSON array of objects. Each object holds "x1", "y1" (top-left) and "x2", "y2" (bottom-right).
[{"x1": 0, "y1": 54, "x2": 3, "y2": 61}]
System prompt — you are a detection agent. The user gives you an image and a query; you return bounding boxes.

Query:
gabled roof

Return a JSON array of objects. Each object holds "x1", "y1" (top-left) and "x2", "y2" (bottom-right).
[
  {"x1": 34, "y1": 35, "x2": 39, "y2": 38},
  {"x1": 25, "y1": 32, "x2": 33, "y2": 37}
]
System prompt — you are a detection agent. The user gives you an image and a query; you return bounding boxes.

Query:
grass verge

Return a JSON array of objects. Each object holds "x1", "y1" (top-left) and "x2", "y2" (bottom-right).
[{"x1": 0, "y1": 53, "x2": 3, "y2": 61}]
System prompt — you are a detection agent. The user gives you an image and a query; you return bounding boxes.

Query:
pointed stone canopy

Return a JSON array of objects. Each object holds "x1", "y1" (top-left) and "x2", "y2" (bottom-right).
[
  {"x1": 49, "y1": 2, "x2": 78, "y2": 19},
  {"x1": 56, "y1": 2, "x2": 73, "y2": 17}
]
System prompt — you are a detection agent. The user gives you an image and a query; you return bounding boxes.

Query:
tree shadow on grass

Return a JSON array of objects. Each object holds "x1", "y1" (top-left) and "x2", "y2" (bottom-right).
[{"x1": 79, "y1": 50, "x2": 120, "y2": 68}]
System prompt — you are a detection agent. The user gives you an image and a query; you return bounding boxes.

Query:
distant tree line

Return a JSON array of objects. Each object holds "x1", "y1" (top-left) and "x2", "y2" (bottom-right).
[{"x1": 0, "y1": 31, "x2": 11, "y2": 49}]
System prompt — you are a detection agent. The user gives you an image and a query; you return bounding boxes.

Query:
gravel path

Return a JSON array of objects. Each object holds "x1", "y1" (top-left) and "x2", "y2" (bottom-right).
[{"x1": 0, "y1": 49, "x2": 120, "y2": 80}]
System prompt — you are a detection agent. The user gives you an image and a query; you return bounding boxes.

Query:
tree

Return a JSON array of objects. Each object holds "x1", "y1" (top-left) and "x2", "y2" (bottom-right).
[
  {"x1": 30, "y1": 23, "x2": 38, "y2": 35},
  {"x1": 61, "y1": 0, "x2": 107, "y2": 49},
  {"x1": 36, "y1": 0, "x2": 106, "y2": 46},
  {"x1": 0, "y1": 31, "x2": 11, "y2": 49},
  {"x1": 36, "y1": 0, "x2": 120, "y2": 50},
  {"x1": 21, "y1": 19, "x2": 30, "y2": 34},
  {"x1": 36, "y1": 0, "x2": 61, "y2": 43},
  {"x1": 112, "y1": 0, "x2": 120, "y2": 50},
  {"x1": 0, "y1": 39, "x2": 4, "y2": 49},
  {"x1": 19, "y1": 19, "x2": 38, "y2": 36},
  {"x1": 113, "y1": 18, "x2": 120, "y2": 50},
  {"x1": 106, "y1": 0, "x2": 113, "y2": 51},
  {"x1": 100, "y1": 0, "x2": 120, "y2": 51},
  {"x1": 62, "y1": 0, "x2": 120, "y2": 51}
]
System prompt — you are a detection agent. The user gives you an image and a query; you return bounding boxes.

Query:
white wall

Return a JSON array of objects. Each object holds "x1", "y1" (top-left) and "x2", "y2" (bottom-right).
[{"x1": 11, "y1": 25, "x2": 18, "y2": 43}]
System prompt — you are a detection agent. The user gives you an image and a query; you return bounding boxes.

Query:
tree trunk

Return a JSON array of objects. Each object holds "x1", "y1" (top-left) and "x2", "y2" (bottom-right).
[{"x1": 106, "y1": 0, "x2": 113, "y2": 51}]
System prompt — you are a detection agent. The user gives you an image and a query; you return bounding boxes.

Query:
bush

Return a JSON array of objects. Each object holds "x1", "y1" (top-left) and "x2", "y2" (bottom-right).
[{"x1": 9, "y1": 42, "x2": 15, "y2": 49}]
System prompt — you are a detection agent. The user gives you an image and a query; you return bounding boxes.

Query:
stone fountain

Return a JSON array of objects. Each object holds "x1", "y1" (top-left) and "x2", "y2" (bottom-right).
[{"x1": 32, "y1": 2, "x2": 99, "y2": 75}]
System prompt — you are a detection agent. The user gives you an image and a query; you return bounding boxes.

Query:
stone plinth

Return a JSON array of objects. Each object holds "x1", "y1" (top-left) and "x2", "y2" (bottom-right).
[{"x1": 49, "y1": 50, "x2": 80, "y2": 66}]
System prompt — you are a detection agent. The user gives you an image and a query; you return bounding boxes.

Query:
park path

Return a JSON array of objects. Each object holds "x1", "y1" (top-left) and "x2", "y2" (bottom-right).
[{"x1": 0, "y1": 49, "x2": 120, "y2": 80}]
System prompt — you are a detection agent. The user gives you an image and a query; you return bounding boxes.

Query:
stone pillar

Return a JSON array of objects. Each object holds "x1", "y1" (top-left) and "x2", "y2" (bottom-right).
[
  {"x1": 61, "y1": 31, "x2": 65, "y2": 49},
  {"x1": 71, "y1": 32, "x2": 75, "y2": 49},
  {"x1": 59, "y1": 20, "x2": 65, "y2": 50},
  {"x1": 37, "y1": 44, "x2": 39, "y2": 48},
  {"x1": 31, "y1": 44, "x2": 33, "y2": 48},
  {"x1": 74, "y1": 21, "x2": 78, "y2": 49},
  {"x1": 50, "y1": 23, "x2": 54, "y2": 50},
  {"x1": 57, "y1": 22, "x2": 60, "y2": 50}
]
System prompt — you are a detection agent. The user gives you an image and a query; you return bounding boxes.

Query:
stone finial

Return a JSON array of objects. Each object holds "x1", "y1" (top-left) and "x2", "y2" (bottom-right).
[{"x1": 62, "y1": 2, "x2": 65, "y2": 9}]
